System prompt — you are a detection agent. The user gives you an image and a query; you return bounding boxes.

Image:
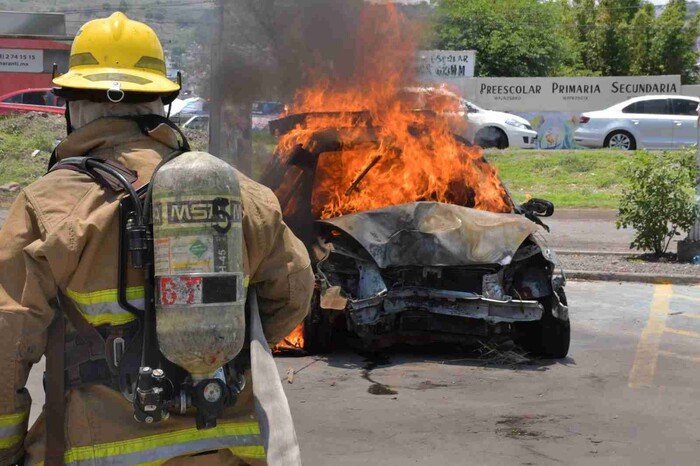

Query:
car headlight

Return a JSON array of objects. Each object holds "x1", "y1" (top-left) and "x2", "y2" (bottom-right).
[{"x1": 505, "y1": 119, "x2": 527, "y2": 129}]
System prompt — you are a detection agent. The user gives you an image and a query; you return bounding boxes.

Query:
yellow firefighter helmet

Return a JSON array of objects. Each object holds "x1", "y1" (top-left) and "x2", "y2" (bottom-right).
[{"x1": 53, "y1": 12, "x2": 179, "y2": 102}]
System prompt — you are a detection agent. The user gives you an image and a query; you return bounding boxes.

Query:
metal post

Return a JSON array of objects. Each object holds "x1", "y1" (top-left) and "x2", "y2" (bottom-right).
[
  {"x1": 678, "y1": 104, "x2": 700, "y2": 261},
  {"x1": 693, "y1": 107, "x2": 700, "y2": 243},
  {"x1": 208, "y1": 0, "x2": 226, "y2": 161},
  {"x1": 207, "y1": 0, "x2": 253, "y2": 175}
]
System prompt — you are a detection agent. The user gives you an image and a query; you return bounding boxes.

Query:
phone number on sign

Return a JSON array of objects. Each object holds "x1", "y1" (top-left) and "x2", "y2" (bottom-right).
[{"x1": 0, "y1": 53, "x2": 37, "y2": 60}]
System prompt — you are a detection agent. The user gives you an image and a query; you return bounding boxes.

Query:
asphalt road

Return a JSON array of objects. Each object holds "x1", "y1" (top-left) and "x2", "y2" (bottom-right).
[
  {"x1": 281, "y1": 281, "x2": 700, "y2": 466},
  {"x1": 23, "y1": 281, "x2": 700, "y2": 465},
  {"x1": 542, "y1": 209, "x2": 681, "y2": 253}
]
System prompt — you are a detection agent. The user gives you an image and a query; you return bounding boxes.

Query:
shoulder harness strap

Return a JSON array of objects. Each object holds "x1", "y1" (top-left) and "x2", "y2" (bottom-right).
[{"x1": 49, "y1": 157, "x2": 139, "y2": 192}]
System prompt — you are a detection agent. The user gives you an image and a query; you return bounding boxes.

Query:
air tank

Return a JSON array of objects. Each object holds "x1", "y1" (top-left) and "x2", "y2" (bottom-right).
[{"x1": 151, "y1": 151, "x2": 245, "y2": 381}]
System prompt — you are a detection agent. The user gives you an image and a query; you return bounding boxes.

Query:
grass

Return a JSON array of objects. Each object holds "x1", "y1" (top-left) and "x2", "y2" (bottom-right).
[
  {"x1": 484, "y1": 148, "x2": 630, "y2": 209},
  {"x1": 0, "y1": 113, "x2": 213, "y2": 207}
]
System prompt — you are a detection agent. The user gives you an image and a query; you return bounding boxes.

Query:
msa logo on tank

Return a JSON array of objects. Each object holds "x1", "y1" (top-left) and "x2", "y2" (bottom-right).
[
  {"x1": 153, "y1": 196, "x2": 243, "y2": 277},
  {"x1": 153, "y1": 197, "x2": 242, "y2": 232}
]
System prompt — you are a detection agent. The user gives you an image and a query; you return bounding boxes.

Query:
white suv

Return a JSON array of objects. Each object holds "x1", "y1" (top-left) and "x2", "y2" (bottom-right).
[
  {"x1": 461, "y1": 100, "x2": 538, "y2": 149},
  {"x1": 574, "y1": 95, "x2": 700, "y2": 150},
  {"x1": 401, "y1": 87, "x2": 538, "y2": 149}
]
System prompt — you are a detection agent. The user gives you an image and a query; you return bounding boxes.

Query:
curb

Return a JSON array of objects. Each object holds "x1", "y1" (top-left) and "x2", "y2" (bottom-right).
[
  {"x1": 556, "y1": 249, "x2": 633, "y2": 256},
  {"x1": 564, "y1": 269, "x2": 700, "y2": 286}
]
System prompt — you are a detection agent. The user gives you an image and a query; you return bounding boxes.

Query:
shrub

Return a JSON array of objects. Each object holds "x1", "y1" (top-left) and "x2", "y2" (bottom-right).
[{"x1": 617, "y1": 149, "x2": 698, "y2": 256}]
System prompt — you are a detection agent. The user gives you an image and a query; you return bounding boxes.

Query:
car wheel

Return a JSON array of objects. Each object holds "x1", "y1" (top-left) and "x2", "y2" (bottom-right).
[
  {"x1": 604, "y1": 131, "x2": 636, "y2": 150},
  {"x1": 515, "y1": 294, "x2": 570, "y2": 359},
  {"x1": 303, "y1": 290, "x2": 333, "y2": 354},
  {"x1": 475, "y1": 127, "x2": 509, "y2": 149}
]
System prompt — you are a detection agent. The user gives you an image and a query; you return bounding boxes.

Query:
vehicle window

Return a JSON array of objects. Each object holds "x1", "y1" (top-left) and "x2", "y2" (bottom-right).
[
  {"x1": 621, "y1": 99, "x2": 669, "y2": 115},
  {"x1": 670, "y1": 99, "x2": 698, "y2": 116},
  {"x1": 22, "y1": 91, "x2": 48, "y2": 106},
  {"x1": 2, "y1": 93, "x2": 21, "y2": 104}
]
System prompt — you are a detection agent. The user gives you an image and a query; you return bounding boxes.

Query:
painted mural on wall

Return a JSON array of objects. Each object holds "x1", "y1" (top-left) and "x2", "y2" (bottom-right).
[{"x1": 516, "y1": 112, "x2": 584, "y2": 149}]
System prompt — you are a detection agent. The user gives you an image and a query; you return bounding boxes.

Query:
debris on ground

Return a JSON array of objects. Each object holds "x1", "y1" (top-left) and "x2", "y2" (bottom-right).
[
  {"x1": 477, "y1": 341, "x2": 533, "y2": 366},
  {"x1": 0, "y1": 182, "x2": 20, "y2": 192},
  {"x1": 286, "y1": 368, "x2": 295, "y2": 384}
]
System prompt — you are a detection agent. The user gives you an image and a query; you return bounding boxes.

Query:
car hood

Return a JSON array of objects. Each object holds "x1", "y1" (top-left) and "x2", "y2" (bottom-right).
[
  {"x1": 480, "y1": 110, "x2": 530, "y2": 126},
  {"x1": 317, "y1": 201, "x2": 540, "y2": 268}
]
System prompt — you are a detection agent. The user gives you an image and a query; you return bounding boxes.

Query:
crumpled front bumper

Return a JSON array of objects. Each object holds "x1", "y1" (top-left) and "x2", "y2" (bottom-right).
[{"x1": 347, "y1": 286, "x2": 544, "y2": 327}]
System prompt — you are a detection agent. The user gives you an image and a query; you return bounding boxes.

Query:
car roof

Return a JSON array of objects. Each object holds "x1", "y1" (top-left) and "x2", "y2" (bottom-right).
[
  {"x1": 0, "y1": 87, "x2": 52, "y2": 99},
  {"x1": 620, "y1": 94, "x2": 699, "y2": 104},
  {"x1": 603, "y1": 94, "x2": 699, "y2": 111}
]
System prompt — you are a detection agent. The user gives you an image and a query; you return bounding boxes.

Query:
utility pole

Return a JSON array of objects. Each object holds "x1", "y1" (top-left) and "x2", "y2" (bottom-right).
[
  {"x1": 678, "y1": 104, "x2": 700, "y2": 262},
  {"x1": 208, "y1": 0, "x2": 253, "y2": 175}
]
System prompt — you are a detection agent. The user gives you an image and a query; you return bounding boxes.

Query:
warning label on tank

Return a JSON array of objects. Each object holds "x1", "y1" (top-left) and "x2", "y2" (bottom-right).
[
  {"x1": 159, "y1": 276, "x2": 203, "y2": 306},
  {"x1": 154, "y1": 235, "x2": 215, "y2": 275}
]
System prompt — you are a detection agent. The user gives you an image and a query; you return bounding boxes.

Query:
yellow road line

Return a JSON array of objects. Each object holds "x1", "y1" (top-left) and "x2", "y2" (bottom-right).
[
  {"x1": 628, "y1": 284, "x2": 673, "y2": 389},
  {"x1": 658, "y1": 350, "x2": 700, "y2": 363},
  {"x1": 665, "y1": 327, "x2": 700, "y2": 339}
]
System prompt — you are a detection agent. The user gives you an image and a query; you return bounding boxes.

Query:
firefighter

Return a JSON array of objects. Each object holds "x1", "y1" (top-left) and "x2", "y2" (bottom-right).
[{"x1": 0, "y1": 12, "x2": 313, "y2": 466}]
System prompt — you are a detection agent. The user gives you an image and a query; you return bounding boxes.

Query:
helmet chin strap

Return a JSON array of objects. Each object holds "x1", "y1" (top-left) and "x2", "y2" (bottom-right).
[{"x1": 65, "y1": 102, "x2": 73, "y2": 135}]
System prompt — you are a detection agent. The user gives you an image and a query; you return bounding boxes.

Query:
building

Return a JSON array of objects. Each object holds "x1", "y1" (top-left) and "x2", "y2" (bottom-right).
[{"x1": 0, "y1": 12, "x2": 70, "y2": 96}]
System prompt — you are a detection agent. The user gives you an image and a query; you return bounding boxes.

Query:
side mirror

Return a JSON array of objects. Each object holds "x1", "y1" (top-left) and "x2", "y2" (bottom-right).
[{"x1": 520, "y1": 198, "x2": 554, "y2": 217}]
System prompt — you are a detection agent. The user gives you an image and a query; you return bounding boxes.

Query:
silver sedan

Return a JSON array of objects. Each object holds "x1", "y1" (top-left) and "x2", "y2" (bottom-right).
[{"x1": 573, "y1": 95, "x2": 699, "y2": 150}]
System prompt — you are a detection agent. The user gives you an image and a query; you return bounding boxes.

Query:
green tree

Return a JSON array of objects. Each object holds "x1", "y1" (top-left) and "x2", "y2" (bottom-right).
[
  {"x1": 587, "y1": 6, "x2": 631, "y2": 75},
  {"x1": 434, "y1": 0, "x2": 579, "y2": 77},
  {"x1": 572, "y1": 0, "x2": 597, "y2": 71},
  {"x1": 650, "y1": 0, "x2": 699, "y2": 82},
  {"x1": 628, "y1": 2, "x2": 656, "y2": 75},
  {"x1": 600, "y1": 0, "x2": 641, "y2": 22}
]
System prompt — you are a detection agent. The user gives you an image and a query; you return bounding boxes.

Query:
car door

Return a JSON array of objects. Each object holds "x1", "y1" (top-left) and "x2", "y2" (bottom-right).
[
  {"x1": 621, "y1": 99, "x2": 675, "y2": 149},
  {"x1": 669, "y1": 98, "x2": 699, "y2": 148}
]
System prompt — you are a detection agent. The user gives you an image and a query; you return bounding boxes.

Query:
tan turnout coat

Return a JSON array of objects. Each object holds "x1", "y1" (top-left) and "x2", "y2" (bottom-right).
[{"x1": 0, "y1": 118, "x2": 313, "y2": 466}]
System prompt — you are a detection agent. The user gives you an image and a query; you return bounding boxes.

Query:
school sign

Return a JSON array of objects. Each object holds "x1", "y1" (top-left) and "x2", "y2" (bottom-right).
[{"x1": 452, "y1": 75, "x2": 682, "y2": 112}]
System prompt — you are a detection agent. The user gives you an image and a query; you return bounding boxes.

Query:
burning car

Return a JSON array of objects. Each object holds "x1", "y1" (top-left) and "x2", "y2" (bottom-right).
[{"x1": 263, "y1": 110, "x2": 570, "y2": 358}]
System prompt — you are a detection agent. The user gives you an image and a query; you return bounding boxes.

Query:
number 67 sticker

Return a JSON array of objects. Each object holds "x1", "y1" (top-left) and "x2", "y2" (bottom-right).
[{"x1": 159, "y1": 276, "x2": 203, "y2": 306}]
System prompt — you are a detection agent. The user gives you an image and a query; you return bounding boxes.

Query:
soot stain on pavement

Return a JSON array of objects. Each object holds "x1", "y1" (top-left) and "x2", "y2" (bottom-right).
[
  {"x1": 496, "y1": 415, "x2": 547, "y2": 439},
  {"x1": 361, "y1": 353, "x2": 397, "y2": 395}
]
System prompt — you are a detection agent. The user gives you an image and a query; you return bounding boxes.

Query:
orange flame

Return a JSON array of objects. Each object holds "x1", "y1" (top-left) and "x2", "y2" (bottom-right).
[
  {"x1": 275, "y1": 4, "x2": 511, "y2": 220},
  {"x1": 274, "y1": 323, "x2": 305, "y2": 353},
  {"x1": 273, "y1": 4, "x2": 510, "y2": 351}
]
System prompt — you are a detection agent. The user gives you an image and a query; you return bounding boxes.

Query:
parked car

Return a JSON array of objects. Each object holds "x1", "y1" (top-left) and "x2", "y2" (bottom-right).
[
  {"x1": 170, "y1": 97, "x2": 208, "y2": 125},
  {"x1": 0, "y1": 88, "x2": 65, "y2": 115},
  {"x1": 574, "y1": 95, "x2": 700, "y2": 150},
  {"x1": 401, "y1": 87, "x2": 538, "y2": 149},
  {"x1": 181, "y1": 114, "x2": 209, "y2": 131},
  {"x1": 264, "y1": 112, "x2": 570, "y2": 358},
  {"x1": 253, "y1": 100, "x2": 285, "y2": 131}
]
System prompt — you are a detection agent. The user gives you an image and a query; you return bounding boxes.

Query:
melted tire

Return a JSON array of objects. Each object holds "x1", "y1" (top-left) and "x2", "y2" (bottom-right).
[
  {"x1": 516, "y1": 295, "x2": 570, "y2": 359},
  {"x1": 539, "y1": 311, "x2": 570, "y2": 358}
]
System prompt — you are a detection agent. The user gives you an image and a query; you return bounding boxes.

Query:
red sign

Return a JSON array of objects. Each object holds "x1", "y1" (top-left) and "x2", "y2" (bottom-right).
[{"x1": 159, "y1": 276, "x2": 203, "y2": 306}]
